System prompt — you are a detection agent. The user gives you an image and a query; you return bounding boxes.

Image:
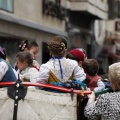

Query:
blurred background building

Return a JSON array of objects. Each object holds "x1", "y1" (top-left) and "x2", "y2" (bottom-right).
[{"x1": 0, "y1": 0, "x2": 119, "y2": 72}]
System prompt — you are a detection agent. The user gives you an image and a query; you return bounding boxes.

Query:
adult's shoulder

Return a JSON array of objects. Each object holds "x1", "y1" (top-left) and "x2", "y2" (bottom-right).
[{"x1": 97, "y1": 92, "x2": 119, "y2": 101}]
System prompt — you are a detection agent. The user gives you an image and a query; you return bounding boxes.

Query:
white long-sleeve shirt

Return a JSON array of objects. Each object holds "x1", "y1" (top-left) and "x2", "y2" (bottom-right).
[
  {"x1": 0, "y1": 60, "x2": 17, "y2": 81},
  {"x1": 37, "y1": 57, "x2": 86, "y2": 83},
  {"x1": 18, "y1": 67, "x2": 39, "y2": 82},
  {"x1": 94, "y1": 79, "x2": 105, "y2": 92},
  {"x1": 0, "y1": 61, "x2": 8, "y2": 81}
]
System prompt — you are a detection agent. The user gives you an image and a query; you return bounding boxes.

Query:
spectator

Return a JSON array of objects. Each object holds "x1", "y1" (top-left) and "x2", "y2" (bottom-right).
[{"x1": 84, "y1": 62, "x2": 120, "y2": 120}]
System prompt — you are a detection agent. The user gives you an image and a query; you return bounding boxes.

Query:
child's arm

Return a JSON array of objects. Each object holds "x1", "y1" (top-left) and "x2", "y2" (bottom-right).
[
  {"x1": 94, "y1": 79, "x2": 105, "y2": 92},
  {"x1": 0, "y1": 61, "x2": 8, "y2": 81}
]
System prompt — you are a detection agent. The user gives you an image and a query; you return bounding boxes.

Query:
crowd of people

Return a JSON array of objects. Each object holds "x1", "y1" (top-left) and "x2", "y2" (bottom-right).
[{"x1": 0, "y1": 35, "x2": 120, "y2": 120}]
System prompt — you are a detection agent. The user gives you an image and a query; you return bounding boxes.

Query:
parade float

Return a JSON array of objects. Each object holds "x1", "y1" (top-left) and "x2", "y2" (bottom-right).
[{"x1": 0, "y1": 81, "x2": 109, "y2": 120}]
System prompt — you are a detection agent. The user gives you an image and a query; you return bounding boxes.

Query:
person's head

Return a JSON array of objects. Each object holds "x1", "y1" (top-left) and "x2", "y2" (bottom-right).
[
  {"x1": 109, "y1": 62, "x2": 120, "y2": 91},
  {"x1": 48, "y1": 36, "x2": 67, "y2": 57},
  {"x1": 16, "y1": 51, "x2": 33, "y2": 71},
  {"x1": 2, "y1": 48, "x2": 10, "y2": 63},
  {"x1": 19, "y1": 40, "x2": 39, "y2": 59},
  {"x1": 83, "y1": 59, "x2": 99, "y2": 76},
  {"x1": 2, "y1": 48, "x2": 7, "y2": 60},
  {"x1": 66, "y1": 49, "x2": 85, "y2": 67},
  {"x1": 0, "y1": 46, "x2": 6, "y2": 60},
  {"x1": 76, "y1": 48, "x2": 87, "y2": 59}
]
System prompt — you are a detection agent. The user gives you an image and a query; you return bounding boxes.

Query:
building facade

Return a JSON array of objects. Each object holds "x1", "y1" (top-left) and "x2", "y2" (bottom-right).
[
  {"x1": 93, "y1": 0, "x2": 120, "y2": 71},
  {"x1": 0, "y1": 0, "x2": 67, "y2": 65},
  {"x1": 65, "y1": 0, "x2": 110, "y2": 73},
  {"x1": 0, "y1": 0, "x2": 109, "y2": 66}
]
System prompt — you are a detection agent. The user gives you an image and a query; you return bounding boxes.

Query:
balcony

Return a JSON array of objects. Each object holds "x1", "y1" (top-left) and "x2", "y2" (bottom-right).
[{"x1": 66, "y1": 0, "x2": 108, "y2": 19}]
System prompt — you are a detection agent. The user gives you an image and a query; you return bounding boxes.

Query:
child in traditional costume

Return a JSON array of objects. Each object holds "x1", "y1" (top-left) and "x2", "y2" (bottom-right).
[
  {"x1": 16, "y1": 51, "x2": 39, "y2": 82},
  {"x1": 0, "y1": 46, "x2": 17, "y2": 82},
  {"x1": 37, "y1": 36, "x2": 86, "y2": 87},
  {"x1": 15, "y1": 40, "x2": 40, "y2": 71},
  {"x1": 83, "y1": 59, "x2": 105, "y2": 92}
]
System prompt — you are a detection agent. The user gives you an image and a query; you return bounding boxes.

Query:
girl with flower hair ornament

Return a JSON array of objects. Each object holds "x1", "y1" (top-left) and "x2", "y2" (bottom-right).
[{"x1": 16, "y1": 40, "x2": 40, "y2": 71}]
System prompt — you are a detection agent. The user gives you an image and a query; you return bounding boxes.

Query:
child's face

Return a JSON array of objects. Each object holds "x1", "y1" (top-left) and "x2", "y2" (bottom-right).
[
  {"x1": 16, "y1": 58, "x2": 28, "y2": 71},
  {"x1": 29, "y1": 47, "x2": 39, "y2": 59},
  {"x1": 28, "y1": 46, "x2": 39, "y2": 59}
]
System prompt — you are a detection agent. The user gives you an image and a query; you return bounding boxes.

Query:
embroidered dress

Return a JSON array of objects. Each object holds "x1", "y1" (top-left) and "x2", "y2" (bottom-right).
[
  {"x1": 18, "y1": 67, "x2": 39, "y2": 82},
  {"x1": 84, "y1": 92, "x2": 120, "y2": 120},
  {"x1": 38, "y1": 57, "x2": 86, "y2": 83},
  {"x1": 33, "y1": 60, "x2": 40, "y2": 71}
]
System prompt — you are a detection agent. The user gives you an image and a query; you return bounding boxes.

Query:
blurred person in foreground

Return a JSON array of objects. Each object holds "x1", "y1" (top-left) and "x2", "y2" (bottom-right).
[
  {"x1": 0, "y1": 46, "x2": 17, "y2": 82},
  {"x1": 84, "y1": 62, "x2": 120, "y2": 120},
  {"x1": 3, "y1": 48, "x2": 18, "y2": 78}
]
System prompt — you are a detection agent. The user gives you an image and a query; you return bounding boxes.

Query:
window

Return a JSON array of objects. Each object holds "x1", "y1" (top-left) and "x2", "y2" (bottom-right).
[{"x1": 0, "y1": 0, "x2": 14, "y2": 13}]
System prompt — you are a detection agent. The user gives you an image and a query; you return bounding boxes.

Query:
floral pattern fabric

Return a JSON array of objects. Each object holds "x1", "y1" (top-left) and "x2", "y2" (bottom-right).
[
  {"x1": 38, "y1": 57, "x2": 86, "y2": 83},
  {"x1": 84, "y1": 92, "x2": 120, "y2": 120}
]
